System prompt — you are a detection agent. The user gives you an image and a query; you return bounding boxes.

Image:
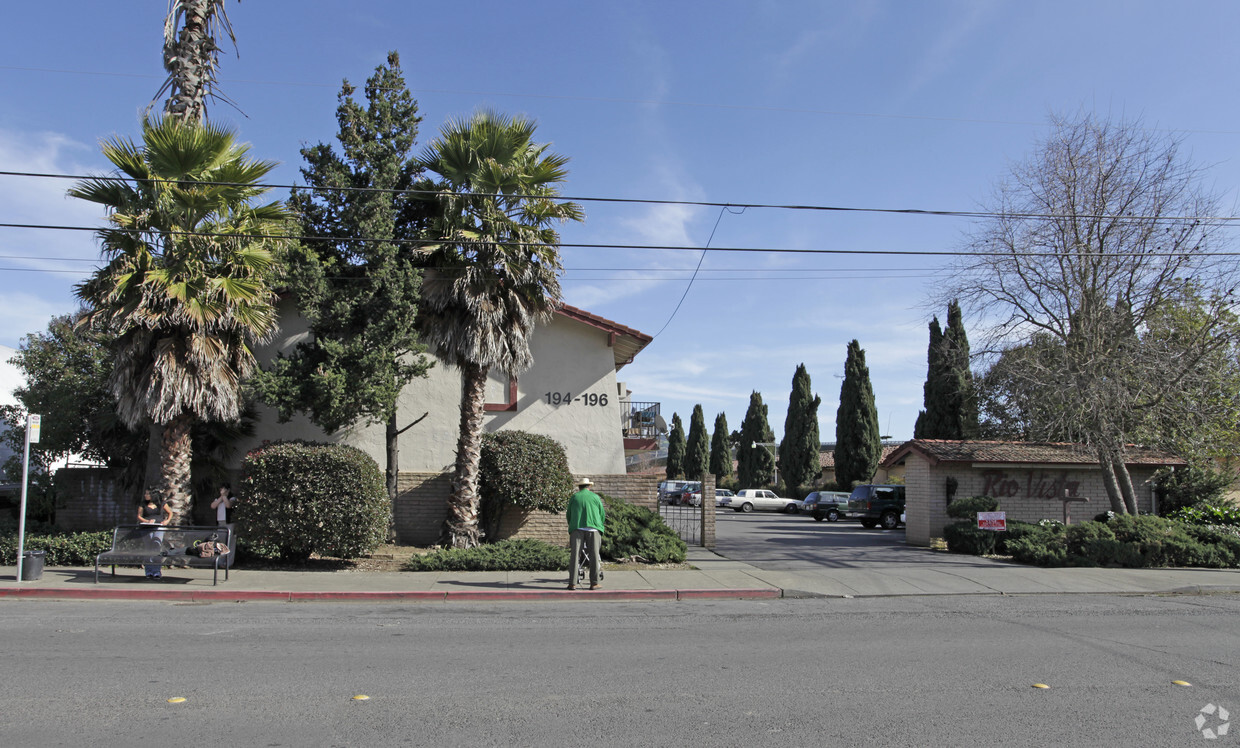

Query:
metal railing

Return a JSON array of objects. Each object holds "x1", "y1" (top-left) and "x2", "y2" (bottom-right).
[{"x1": 621, "y1": 400, "x2": 661, "y2": 439}]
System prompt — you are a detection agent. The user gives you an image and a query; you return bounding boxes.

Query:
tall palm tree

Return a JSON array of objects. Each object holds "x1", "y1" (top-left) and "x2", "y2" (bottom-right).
[
  {"x1": 70, "y1": 117, "x2": 289, "y2": 523},
  {"x1": 155, "y1": 0, "x2": 237, "y2": 123},
  {"x1": 418, "y1": 111, "x2": 584, "y2": 548}
]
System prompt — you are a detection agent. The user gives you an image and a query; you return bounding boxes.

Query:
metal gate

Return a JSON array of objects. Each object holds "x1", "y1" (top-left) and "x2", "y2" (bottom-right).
[{"x1": 655, "y1": 477, "x2": 715, "y2": 548}]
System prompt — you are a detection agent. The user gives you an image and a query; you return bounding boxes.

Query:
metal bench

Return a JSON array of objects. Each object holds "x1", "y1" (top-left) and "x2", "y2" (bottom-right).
[{"x1": 95, "y1": 525, "x2": 233, "y2": 585}]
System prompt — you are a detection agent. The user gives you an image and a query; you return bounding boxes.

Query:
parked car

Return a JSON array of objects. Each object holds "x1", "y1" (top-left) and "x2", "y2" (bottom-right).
[
  {"x1": 669, "y1": 482, "x2": 702, "y2": 505},
  {"x1": 732, "y1": 489, "x2": 801, "y2": 514},
  {"x1": 658, "y1": 480, "x2": 693, "y2": 504},
  {"x1": 804, "y1": 491, "x2": 852, "y2": 522},
  {"x1": 845, "y1": 484, "x2": 906, "y2": 529},
  {"x1": 686, "y1": 488, "x2": 735, "y2": 508}
]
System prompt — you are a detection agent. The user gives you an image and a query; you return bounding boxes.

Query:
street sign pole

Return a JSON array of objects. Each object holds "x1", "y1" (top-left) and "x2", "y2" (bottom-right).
[{"x1": 15, "y1": 414, "x2": 40, "y2": 582}]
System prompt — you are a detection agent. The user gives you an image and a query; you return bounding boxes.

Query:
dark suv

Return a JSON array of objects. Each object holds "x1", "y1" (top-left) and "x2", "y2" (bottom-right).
[{"x1": 846, "y1": 484, "x2": 905, "y2": 530}]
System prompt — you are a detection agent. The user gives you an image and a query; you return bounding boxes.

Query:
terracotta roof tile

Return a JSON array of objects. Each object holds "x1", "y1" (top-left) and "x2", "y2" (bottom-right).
[{"x1": 882, "y1": 439, "x2": 1185, "y2": 468}]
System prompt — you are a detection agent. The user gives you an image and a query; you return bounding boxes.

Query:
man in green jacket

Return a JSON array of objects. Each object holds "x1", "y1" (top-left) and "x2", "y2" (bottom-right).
[{"x1": 567, "y1": 477, "x2": 605, "y2": 590}]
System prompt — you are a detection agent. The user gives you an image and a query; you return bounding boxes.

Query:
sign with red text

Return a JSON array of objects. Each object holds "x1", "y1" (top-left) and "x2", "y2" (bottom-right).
[{"x1": 977, "y1": 512, "x2": 1006, "y2": 531}]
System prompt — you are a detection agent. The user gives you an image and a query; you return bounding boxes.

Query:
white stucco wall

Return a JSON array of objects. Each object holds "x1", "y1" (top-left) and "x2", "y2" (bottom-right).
[{"x1": 235, "y1": 299, "x2": 628, "y2": 475}]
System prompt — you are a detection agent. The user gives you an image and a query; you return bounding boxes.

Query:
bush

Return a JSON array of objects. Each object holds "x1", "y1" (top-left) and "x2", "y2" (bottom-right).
[
  {"x1": 0, "y1": 530, "x2": 113, "y2": 566},
  {"x1": 995, "y1": 520, "x2": 1039, "y2": 555},
  {"x1": 478, "y1": 431, "x2": 574, "y2": 541},
  {"x1": 943, "y1": 522, "x2": 996, "y2": 555},
  {"x1": 1006, "y1": 523, "x2": 1067, "y2": 566},
  {"x1": 1167, "y1": 503, "x2": 1240, "y2": 528},
  {"x1": 404, "y1": 538, "x2": 569, "y2": 571},
  {"x1": 601, "y1": 493, "x2": 686, "y2": 564},
  {"x1": 946, "y1": 495, "x2": 1000, "y2": 520},
  {"x1": 1153, "y1": 464, "x2": 1234, "y2": 514},
  {"x1": 238, "y1": 441, "x2": 389, "y2": 561}
]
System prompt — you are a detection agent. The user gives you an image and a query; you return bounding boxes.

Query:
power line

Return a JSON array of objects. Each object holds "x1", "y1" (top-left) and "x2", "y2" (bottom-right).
[
  {"x1": 3, "y1": 221, "x2": 1237, "y2": 258},
  {"x1": 4, "y1": 169, "x2": 1240, "y2": 225}
]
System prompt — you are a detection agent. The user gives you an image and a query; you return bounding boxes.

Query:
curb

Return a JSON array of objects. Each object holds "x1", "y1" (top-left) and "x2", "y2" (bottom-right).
[{"x1": 0, "y1": 587, "x2": 782, "y2": 603}]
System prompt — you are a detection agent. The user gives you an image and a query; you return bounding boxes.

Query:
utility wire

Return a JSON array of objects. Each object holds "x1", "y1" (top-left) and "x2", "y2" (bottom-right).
[
  {"x1": 650, "y1": 206, "x2": 737, "y2": 340},
  {"x1": 3, "y1": 170, "x2": 1240, "y2": 224},
  {"x1": 2, "y1": 221, "x2": 1237, "y2": 258}
]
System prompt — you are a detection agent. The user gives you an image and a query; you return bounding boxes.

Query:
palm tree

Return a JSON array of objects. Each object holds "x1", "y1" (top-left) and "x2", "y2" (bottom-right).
[
  {"x1": 70, "y1": 117, "x2": 289, "y2": 523},
  {"x1": 418, "y1": 111, "x2": 584, "y2": 548},
  {"x1": 155, "y1": 0, "x2": 238, "y2": 123}
]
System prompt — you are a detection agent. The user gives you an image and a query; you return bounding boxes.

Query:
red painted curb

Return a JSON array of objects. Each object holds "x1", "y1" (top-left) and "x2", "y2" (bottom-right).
[
  {"x1": 445, "y1": 589, "x2": 680, "y2": 601},
  {"x1": 193, "y1": 590, "x2": 292, "y2": 602},
  {"x1": 676, "y1": 588, "x2": 781, "y2": 600},
  {"x1": 290, "y1": 591, "x2": 446, "y2": 602}
]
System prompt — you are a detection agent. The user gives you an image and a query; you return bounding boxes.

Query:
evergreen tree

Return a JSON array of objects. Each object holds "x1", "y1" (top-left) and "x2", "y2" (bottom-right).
[
  {"x1": 778, "y1": 363, "x2": 822, "y2": 490},
  {"x1": 685, "y1": 404, "x2": 710, "y2": 481},
  {"x1": 945, "y1": 300, "x2": 979, "y2": 438},
  {"x1": 666, "y1": 412, "x2": 686, "y2": 479},
  {"x1": 914, "y1": 316, "x2": 945, "y2": 438},
  {"x1": 737, "y1": 391, "x2": 776, "y2": 488},
  {"x1": 251, "y1": 53, "x2": 432, "y2": 503},
  {"x1": 835, "y1": 340, "x2": 881, "y2": 488},
  {"x1": 914, "y1": 301, "x2": 978, "y2": 440},
  {"x1": 709, "y1": 412, "x2": 733, "y2": 483}
]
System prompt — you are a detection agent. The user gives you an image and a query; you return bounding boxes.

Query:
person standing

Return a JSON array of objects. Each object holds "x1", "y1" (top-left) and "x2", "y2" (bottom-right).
[
  {"x1": 566, "y1": 478, "x2": 605, "y2": 591},
  {"x1": 137, "y1": 491, "x2": 172, "y2": 579},
  {"x1": 210, "y1": 485, "x2": 236, "y2": 527}
]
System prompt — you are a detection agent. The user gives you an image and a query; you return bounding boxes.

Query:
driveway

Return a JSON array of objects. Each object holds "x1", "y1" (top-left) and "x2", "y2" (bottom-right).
[{"x1": 711, "y1": 509, "x2": 1006, "y2": 571}]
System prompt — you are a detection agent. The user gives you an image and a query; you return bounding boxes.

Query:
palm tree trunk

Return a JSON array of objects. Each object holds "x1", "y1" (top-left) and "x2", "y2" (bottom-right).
[
  {"x1": 443, "y1": 362, "x2": 489, "y2": 549},
  {"x1": 159, "y1": 411, "x2": 195, "y2": 524}
]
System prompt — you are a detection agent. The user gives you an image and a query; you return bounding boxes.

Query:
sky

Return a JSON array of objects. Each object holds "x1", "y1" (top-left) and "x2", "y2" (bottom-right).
[{"x1": 2, "y1": 1, "x2": 1240, "y2": 445}]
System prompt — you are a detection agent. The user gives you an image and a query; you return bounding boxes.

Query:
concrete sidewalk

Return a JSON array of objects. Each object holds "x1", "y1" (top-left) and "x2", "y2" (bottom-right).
[{"x1": 2, "y1": 547, "x2": 1239, "y2": 603}]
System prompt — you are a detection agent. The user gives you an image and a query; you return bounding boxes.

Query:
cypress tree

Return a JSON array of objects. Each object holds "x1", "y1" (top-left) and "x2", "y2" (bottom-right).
[
  {"x1": 945, "y1": 300, "x2": 979, "y2": 438},
  {"x1": 835, "y1": 340, "x2": 881, "y2": 488},
  {"x1": 666, "y1": 412, "x2": 686, "y2": 479},
  {"x1": 914, "y1": 316, "x2": 946, "y2": 438},
  {"x1": 778, "y1": 363, "x2": 822, "y2": 491},
  {"x1": 737, "y1": 391, "x2": 776, "y2": 488},
  {"x1": 709, "y1": 412, "x2": 733, "y2": 482},
  {"x1": 685, "y1": 404, "x2": 710, "y2": 481}
]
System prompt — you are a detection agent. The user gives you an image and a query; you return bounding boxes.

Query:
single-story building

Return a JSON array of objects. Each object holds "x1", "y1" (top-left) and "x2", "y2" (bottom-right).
[{"x1": 885, "y1": 440, "x2": 1186, "y2": 547}]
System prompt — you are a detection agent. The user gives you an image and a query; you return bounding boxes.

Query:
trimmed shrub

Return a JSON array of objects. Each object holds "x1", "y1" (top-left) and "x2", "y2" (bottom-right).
[
  {"x1": 1167, "y1": 503, "x2": 1240, "y2": 528},
  {"x1": 478, "y1": 431, "x2": 574, "y2": 541},
  {"x1": 601, "y1": 493, "x2": 686, "y2": 564},
  {"x1": 0, "y1": 530, "x2": 113, "y2": 566},
  {"x1": 1006, "y1": 523, "x2": 1067, "y2": 566},
  {"x1": 943, "y1": 522, "x2": 996, "y2": 555},
  {"x1": 995, "y1": 520, "x2": 1039, "y2": 555},
  {"x1": 404, "y1": 538, "x2": 569, "y2": 571},
  {"x1": 238, "y1": 441, "x2": 388, "y2": 561},
  {"x1": 946, "y1": 495, "x2": 1000, "y2": 520}
]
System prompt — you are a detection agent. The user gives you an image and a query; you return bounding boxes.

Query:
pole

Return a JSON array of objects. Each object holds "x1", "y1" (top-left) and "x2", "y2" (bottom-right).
[{"x1": 15, "y1": 414, "x2": 40, "y2": 582}]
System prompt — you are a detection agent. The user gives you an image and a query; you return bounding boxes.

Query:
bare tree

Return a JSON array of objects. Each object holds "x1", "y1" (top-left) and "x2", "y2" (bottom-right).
[{"x1": 946, "y1": 113, "x2": 1240, "y2": 513}]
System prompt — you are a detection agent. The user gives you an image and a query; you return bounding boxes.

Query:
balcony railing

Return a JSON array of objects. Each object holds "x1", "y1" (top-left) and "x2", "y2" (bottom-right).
[{"x1": 621, "y1": 400, "x2": 661, "y2": 440}]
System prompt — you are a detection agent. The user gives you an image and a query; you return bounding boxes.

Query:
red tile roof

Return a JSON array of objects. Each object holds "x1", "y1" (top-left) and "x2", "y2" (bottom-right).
[
  {"x1": 882, "y1": 439, "x2": 1185, "y2": 468},
  {"x1": 819, "y1": 444, "x2": 902, "y2": 469}
]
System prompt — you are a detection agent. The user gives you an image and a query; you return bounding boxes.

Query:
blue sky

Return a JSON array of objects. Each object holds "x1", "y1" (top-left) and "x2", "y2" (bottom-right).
[{"x1": 2, "y1": 1, "x2": 1239, "y2": 443}]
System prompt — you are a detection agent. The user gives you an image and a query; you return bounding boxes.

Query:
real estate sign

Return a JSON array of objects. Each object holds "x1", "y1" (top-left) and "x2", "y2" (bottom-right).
[{"x1": 977, "y1": 511, "x2": 1006, "y2": 531}]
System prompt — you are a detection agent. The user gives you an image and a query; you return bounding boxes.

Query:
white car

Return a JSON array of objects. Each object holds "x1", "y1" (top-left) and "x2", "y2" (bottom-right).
[
  {"x1": 686, "y1": 488, "x2": 736, "y2": 508},
  {"x1": 731, "y1": 489, "x2": 801, "y2": 514}
]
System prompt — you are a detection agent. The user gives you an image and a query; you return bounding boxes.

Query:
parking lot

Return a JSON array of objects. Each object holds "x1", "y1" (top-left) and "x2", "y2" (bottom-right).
[{"x1": 710, "y1": 508, "x2": 912, "y2": 570}]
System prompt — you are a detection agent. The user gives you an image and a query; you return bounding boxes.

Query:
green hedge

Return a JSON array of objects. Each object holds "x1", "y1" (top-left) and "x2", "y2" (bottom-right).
[
  {"x1": 238, "y1": 441, "x2": 389, "y2": 561},
  {"x1": 943, "y1": 522, "x2": 996, "y2": 555},
  {"x1": 1000, "y1": 516, "x2": 1240, "y2": 569},
  {"x1": 478, "y1": 431, "x2": 574, "y2": 540},
  {"x1": 404, "y1": 538, "x2": 569, "y2": 571},
  {"x1": 0, "y1": 530, "x2": 113, "y2": 566},
  {"x1": 600, "y1": 493, "x2": 686, "y2": 564},
  {"x1": 946, "y1": 495, "x2": 1000, "y2": 520}
]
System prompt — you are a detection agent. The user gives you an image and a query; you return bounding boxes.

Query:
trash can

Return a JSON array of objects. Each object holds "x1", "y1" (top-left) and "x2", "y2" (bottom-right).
[{"x1": 20, "y1": 550, "x2": 45, "y2": 581}]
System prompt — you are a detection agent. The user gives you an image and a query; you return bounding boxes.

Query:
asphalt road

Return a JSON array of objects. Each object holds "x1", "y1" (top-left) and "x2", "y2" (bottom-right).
[
  {"x1": 2, "y1": 594, "x2": 1237, "y2": 747},
  {"x1": 711, "y1": 506, "x2": 928, "y2": 569}
]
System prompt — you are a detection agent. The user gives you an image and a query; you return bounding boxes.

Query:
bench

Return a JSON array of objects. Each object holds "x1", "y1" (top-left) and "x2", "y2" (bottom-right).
[{"x1": 95, "y1": 525, "x2": 233, "y2": 585}]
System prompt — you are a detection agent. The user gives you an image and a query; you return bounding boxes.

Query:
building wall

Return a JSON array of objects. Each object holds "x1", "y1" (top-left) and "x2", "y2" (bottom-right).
[
  {"x1": 905, "y1": 457, "x2": 1161, "y2": 547},
  {"x1": 236, "y1": 299, "x2": 628, "y2": 475},
  {"x1": 395, "y1": 471, "x2": 661, "y2": 547},
  {"x1": 54, "y1": 468, "x2": 130, "y2": 531}
]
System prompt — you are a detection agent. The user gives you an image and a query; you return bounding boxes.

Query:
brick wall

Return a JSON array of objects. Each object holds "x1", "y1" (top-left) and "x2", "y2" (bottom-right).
[
  {"x1": 393, "y1": 472, "x2": 664, "y2": 547},
  {"x1": 905, "y1": 455, "x2": 1162, "y2": 547}
]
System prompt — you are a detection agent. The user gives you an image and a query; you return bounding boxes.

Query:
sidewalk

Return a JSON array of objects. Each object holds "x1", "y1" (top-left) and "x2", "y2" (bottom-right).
[{"x1": 2, "y1": 547, "x2": 1239, "y2": 603}]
